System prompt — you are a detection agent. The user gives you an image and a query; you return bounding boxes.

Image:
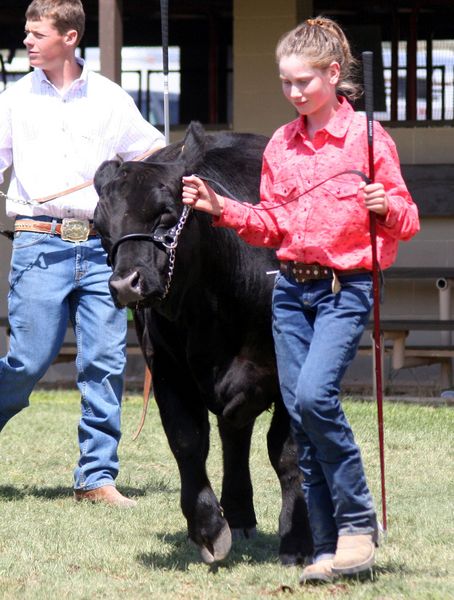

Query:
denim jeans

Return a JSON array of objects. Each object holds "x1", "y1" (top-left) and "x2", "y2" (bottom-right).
[
  {"x1": 0, "y1": 219, "x2": 127, "y2": 490},
  {"x1": 272, "y1": 272, "x2": 377, "y2": 560}
]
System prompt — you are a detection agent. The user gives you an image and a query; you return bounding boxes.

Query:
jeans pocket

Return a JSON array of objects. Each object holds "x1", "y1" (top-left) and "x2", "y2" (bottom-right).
[
  {"x1": 12, "y1": 231, "x2": 48, "y2": 249},
  {"x1": 340, "y1": 275, "x2": 373, "y2": 293}
]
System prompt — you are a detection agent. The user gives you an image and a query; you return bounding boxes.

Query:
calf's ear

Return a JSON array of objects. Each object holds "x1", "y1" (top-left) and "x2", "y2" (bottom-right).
[
  {"x1": 94, "y1": 159, "x2": 122, "y2": 195},
  {"x1": 181, "y1": 120, "x2": 206, "y2": 174}
]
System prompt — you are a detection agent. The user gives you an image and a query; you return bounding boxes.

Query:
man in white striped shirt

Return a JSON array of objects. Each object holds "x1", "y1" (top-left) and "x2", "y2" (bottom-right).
[{"x1": 0, "y1": 0, "x2": 165, "y2": 507}]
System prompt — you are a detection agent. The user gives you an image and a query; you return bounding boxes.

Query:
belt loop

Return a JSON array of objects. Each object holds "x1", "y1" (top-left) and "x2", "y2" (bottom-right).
[
  {"x1": 50, "y1": 218, "x2": 58, "y2": 236},
  {"x1": 332, "y1": 271, "x2": 341, "y2": 294}
]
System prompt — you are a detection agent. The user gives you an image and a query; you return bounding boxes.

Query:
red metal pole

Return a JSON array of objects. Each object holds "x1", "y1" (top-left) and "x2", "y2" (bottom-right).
[{"x1": 362, "y1": 51, "x2": 388, "y2": 533}]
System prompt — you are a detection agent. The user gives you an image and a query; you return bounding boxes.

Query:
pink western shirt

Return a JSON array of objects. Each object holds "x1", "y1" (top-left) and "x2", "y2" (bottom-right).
[{"x1": 215, "y1": 97, "x2": 420, "y2": 271}]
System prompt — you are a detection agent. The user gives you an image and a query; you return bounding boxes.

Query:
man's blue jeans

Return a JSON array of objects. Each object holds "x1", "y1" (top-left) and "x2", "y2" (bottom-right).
[
  {"x1": 0, "y1": 222, "x2": 127, "y2": 490},
  {"x1": 272, "y1": 272, "x2": 377, "y2": 560}
]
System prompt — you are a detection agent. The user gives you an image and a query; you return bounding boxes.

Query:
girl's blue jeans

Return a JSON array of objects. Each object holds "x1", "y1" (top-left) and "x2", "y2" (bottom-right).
[
  {"x1": 272, "y1": 272, "x2": 377, "y2": 560},
  {"x1": 0, "y1": 221, "x2": 127, "y2": 491}
]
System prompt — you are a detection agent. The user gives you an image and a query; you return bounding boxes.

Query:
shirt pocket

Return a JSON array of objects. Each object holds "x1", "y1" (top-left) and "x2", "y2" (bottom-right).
[
  {"x1": 70, "y1": 123, "x2": 99, "y2": 147},
  {"x1": 322, "y1": 179, "x2": 359, "y2": 202},
  {"x1": 316, "y1": 179, "x2": 368, "y2": 238},
  {"x1": 272, "y1": 174, "x2": 298, "y2": 202}
]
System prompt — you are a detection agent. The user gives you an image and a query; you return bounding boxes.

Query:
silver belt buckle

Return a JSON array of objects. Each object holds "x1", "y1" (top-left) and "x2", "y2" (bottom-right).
[{"x1": 61, "y1": 218, "x2": 90, "y2": 242}]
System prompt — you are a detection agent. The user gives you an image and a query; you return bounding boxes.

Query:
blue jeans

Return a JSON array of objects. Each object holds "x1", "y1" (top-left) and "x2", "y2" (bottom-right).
[
  {"x1": 0, "y1": 219, "x2": 127, "y2": 490},
  {"x1": 272, "y1": 272, "x2": 377, "y2": 560}
]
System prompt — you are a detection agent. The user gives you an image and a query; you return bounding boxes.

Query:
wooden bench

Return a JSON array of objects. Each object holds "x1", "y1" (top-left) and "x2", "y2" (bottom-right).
[
  {"x1": 360, "y1": 267, "x2": 454, "y2": 389},
  {"x1": 361, "y1": 319, "x2": 454, "y2": 388}
]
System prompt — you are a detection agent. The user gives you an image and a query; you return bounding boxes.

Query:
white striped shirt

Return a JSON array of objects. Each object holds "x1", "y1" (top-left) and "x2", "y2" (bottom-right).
[{"x1": 0, "y1": 59, "x2": 165, "y2": 219}]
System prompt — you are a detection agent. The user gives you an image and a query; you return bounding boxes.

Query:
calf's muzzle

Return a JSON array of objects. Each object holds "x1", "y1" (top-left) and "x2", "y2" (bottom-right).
[{"x1": 109, "y1": 271, "x2": 144, "y2": 306}]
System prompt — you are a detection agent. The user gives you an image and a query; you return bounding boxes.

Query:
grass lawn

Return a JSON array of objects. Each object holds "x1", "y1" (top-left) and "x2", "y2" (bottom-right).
[{"x1": 0, "y1": 390, "x2": 452, "y2": 599}]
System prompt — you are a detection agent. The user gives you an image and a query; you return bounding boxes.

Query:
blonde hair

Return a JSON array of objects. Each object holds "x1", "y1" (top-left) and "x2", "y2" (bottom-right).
[
  {"x1": 25, "y1": 0, "x2": 85, "y2": 44},
  {"x1": 276, "y1": 16, "x2": 361, "y2": 100}
]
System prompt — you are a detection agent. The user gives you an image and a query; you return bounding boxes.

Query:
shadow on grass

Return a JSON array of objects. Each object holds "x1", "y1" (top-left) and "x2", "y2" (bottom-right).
[
  {"x1": 0, "y1": 484, "x2": 146, "y2": 501},
  {"x1": 137, "y1": 535, "x2": 417, "y2": 578},
  {"x1": 141, "y1": 480, "x2": 180, "y2": 494},
  {"x1": 373, "y1": 561, "x2": 417, "y2": 576},
  {"x1": 137, "y1": 529, "x2": 286, "y2": 571}
]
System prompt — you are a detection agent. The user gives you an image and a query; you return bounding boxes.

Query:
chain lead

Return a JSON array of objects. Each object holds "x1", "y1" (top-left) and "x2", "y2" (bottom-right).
[
  {"x1": 0, "y1": 190, "x2": 40, "y2": 206},
  {"x1": 162, "y1": 205, "x2": 192, "y2": 298}
]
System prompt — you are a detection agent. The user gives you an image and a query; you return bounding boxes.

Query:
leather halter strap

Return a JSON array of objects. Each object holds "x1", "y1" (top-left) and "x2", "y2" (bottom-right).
[{"x1": 28, "y1": 145, "x2": 163, "y2": 205}]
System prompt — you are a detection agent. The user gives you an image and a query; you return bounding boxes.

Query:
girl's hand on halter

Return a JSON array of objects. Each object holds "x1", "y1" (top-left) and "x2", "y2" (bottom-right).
[
  {"x1": 182, "y1": 175, "x2": 224, "y2": 217},
  {"x1": 360, "y1": 181, "x2": 389, "y2": 216}
]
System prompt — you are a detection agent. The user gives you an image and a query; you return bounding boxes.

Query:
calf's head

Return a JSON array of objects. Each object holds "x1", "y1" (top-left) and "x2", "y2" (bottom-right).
[{"x1": 94, "y1": 125, "x2": 206, "y2": 308}]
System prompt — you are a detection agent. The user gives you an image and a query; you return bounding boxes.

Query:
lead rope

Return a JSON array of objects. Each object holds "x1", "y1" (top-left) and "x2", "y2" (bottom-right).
[
  {"x1": 0, "y1": 145, "x2": 163, "y2": 239},
  {"x1": 0, "y1": 146, "x2": 162, "y2": 208},
  {"x1": 194, "y1": 168, "x2": 370, "y2": 295},
  {"x1": 194, "y1": 168, "x2": 370, "y2": 211}
]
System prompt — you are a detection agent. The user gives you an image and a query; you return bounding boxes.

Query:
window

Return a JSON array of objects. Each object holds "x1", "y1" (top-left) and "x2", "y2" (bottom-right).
[
  {"x1": 376, "y1": 40, "x2": 454, "y2": 121},
  {"x1": 82, "y1": 46, "x2": 181, "y2": 127},
  {"x1": 315, "y1": 0, "x2": 454, "y2": 125}
]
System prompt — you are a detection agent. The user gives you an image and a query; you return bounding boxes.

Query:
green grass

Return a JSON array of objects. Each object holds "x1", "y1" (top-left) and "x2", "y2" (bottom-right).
[{"x1": 0, "y1": 391, "x2": 452, "y2": 599}]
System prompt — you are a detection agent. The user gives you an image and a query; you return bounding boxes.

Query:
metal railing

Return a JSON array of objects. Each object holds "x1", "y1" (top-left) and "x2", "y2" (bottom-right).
[
  {"x1": 2, "y1": 61, "x2": 452, "y2": 124},
  {"x1": 376, "y1": 64, "x2": 453, "y2": 122}
]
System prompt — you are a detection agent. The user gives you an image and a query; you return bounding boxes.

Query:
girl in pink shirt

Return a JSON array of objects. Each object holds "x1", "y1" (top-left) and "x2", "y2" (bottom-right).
[{"x1": 182, "y1": 17, "x2": 419, "y2": 584}]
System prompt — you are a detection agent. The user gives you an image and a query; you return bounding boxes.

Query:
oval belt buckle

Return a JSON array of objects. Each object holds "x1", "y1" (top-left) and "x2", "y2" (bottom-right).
[{"x1": 61, "y1": 218, "x2": 90, "y2": 242}]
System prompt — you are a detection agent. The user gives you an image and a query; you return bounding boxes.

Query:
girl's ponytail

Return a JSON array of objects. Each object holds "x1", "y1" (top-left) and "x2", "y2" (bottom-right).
[{"x1": 276, "y1": 16, "x2": 361, "y2": 101}]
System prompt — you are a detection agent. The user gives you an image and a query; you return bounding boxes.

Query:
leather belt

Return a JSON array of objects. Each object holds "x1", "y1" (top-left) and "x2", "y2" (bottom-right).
[
  {"x1": 280, "y1": 261, "x2": 370, "y2": 284},
  {"x1": 15, "y1": 218, "x2": 97, "y2": 242}
]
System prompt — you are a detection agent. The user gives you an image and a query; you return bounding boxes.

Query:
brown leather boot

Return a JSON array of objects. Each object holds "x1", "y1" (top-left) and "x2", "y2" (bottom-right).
[
  {"x1": 300, "y1": 558, "x2": 337, "y2": 584},
  {"x1": 332, "y1": 534, "x2": 375, "y2": 575},
  {"x1": 74, "y1": 485, "x2": 137, "y2": 508}
]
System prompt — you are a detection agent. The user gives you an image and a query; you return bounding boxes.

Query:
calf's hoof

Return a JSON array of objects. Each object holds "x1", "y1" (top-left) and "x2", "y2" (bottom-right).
[
  {"x1": 196, "y1": 522, "x2": 232, "y2": 564},
  {"x1": 279, "y1": 536, "x2": 313, "y2": 566},
  {"x1": 279, "y1": 552, "x2": 307, "y2": 567},
  {"x1": 231, "y1": 526, "x2": 257, "y2": 541}
]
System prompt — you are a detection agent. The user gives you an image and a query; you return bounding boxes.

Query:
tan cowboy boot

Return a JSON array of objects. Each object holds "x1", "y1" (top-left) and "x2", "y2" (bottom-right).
[
  {"x1": 300, "y1": 558, "x2": 337, "y2": 584},
  {"x1": 332, "y1": 534, "x2": 375, "y2": 575},
  {"x1": 74, "y1": 485, "x2": 137, "y2": 508}
]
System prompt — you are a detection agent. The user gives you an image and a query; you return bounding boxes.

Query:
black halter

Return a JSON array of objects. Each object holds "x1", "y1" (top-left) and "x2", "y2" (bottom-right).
[{"x1": 107, "y1": 205, "x2": 192, "y2": 268}]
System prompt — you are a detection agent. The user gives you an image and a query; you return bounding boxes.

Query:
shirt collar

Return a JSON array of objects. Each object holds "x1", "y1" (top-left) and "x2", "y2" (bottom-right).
[
  {"x1": 34, "y1": 57, "x2": 88, "y2": 91},
  {"x1": 290, "y1": 95, "x2": 354, "y2": 141}
]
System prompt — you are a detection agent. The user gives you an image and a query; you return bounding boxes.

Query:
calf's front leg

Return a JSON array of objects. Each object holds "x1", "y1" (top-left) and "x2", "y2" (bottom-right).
[
  {"x1": 152, "y1": 360, "x2": 232, "y2": 564},
  {"x1": 217, "y1": 416, "x2": 257, "y2": 539}
]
